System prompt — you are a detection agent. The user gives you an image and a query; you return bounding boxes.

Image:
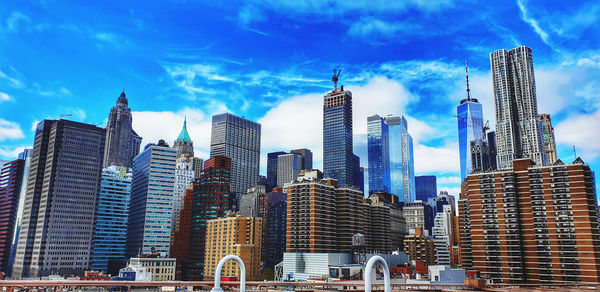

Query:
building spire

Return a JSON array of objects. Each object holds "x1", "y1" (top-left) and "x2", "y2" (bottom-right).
[{"x1": 465, "y1": 60, "x2": 471, "y2": 101}]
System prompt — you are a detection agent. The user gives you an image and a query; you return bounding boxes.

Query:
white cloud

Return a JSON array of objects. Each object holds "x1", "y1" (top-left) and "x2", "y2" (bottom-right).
[
  {"x1": 516, "y1": 0, "x2": 552, "y2": 49},
  {"x1": 413, "y1": 141, "x2": 460, "y2": 174},
  {"x1": 132, "y1": 105, "x2": 229, "y2": 160},
  {"x1": 347, "y1": 17, "x2": 417, "y2": 43},
  {"x1": 555, "y1": 110, "x2": 600, "y2": 160},
  {"x1": 94, "y1": 32, "x2": 130, "y2": 48},
  {"x1": 5, "y1": 11, "x2": 31, "y2": 32},
  {"x1": 0, "y1": 145, "x2": 28, "y2": 160},
  {"x1": 0, "y1": 69, "x2": 24, "y2": 88},
  {"x1": 437, "y1": 176, "x2": 461, "y2": 185},
  {"x1": 238, "y1": 5, "x2": 267, "y2": 26},
  {"x1": 0, "y1": 92, "x2": 10, "y2": 102},
  {"x1": 0, "y1": 119, "x2": 25, "y2": 141}
]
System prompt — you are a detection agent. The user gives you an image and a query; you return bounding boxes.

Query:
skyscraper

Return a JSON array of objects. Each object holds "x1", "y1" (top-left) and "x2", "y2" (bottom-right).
[
  {"x1": 277, "y1": 153, "x2": 301, "y2": 187},
  {"x1": 367, "y1": 114, "x2": 391, "y2": 193},
  {"x1": 104, "y1": 90, "x2": 140, "y2": 168},
  {"x1": 173, "y1": 118, "x2": 194, "y2": 158},
  {"x1": 457, "y1": 63, "x2": 484, "y2": 181},
  {"x1": 290, "y1": 148, "x2": 313, "y2": 170},
  {"x1": 210, "y1": 113, "x2": 261, "y2": 206},
  {"x1": 8, "y1": 149, "x2": 31, "y2": 276},
  {"x1": 538, "y1": 114, "x2": 558, "y2": 164},
  {"x1": 385, "y1": 115, "x2": 415, "y2": 203},
  {"x1": 12, "y1": 120, "x2": 105, "y2": 278},
  {"x1": 323, "y1": 71, "x2": 356, "y2": 188},
  {"x1": 127, "y1": 141, "x2": 177, "y2": 258},
  {"x1": 187, "y1": 156, "x2": 233, "y2": 280},
  {"x1": 91, "y1": 166, "x2": 131, "y2": 274},
  {"x1": 0, "y1": 159, "x2": 25, "y2": 276},
  {"x1": 353, "y1": 133, "x2": 369, "y2": 195},
  {"x1": 415, "y1": 175, "x2": 437, "y2": 202},
  {"x1": 172, "y1": 156, "x2": 194, "y2": 236},
  {"x1": 266, "y1": 152, "x2": 286, "y2": 191},
  {"x1": 490, "y1": 46, "x2": 547, "y2": 169},
  {"x1": 264, "y1": 188, "x2": 287, "y2": 268},
  {"x1": 487, "y1": 131, "x2": 498, "y2": 170}
]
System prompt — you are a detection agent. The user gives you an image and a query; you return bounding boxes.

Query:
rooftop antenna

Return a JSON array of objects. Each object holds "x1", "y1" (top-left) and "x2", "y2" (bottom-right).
[
  {"x1": 573, "y1": 145, "x2": 577, "y2": 160},
  {"x1": 332, "y1": 69, "x2": 342, "y2": 91},
  {"x1": 465, "y1": 60, "x2": 471, "y2": 101}
]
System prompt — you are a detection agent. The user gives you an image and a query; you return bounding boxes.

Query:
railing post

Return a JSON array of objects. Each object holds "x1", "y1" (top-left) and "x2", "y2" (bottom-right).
[
  {"x1": 210, "y1": 255, "x2": 246, "y2": 292},
  {"x1": 364, "y1": 255, "x2": 391, "y2": 292}
]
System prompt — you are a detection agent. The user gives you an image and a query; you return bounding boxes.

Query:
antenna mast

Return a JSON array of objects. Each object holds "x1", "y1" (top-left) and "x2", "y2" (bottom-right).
[
  {"x1": 465, "y1": 60, "x2": 471, "y2": 101},
  {"x1": 573, "y1": 145, "x2": 577, "y2": 160},
  {"x1": 332, "y1": 69, "x2": 342, "y2": 91}
]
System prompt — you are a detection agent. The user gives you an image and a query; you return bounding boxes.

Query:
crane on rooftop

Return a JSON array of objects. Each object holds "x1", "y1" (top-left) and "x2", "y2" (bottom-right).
[{"x1": 332, "y1": 69, "x2": 342, "y2": 91}]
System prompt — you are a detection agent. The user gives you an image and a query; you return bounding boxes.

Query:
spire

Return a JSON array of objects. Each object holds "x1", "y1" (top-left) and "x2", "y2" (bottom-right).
[
  {"x1": 465, "y1": 60, "x2": 471, "y2": 101},
  {"x1": 117, "y1": 89, "x2": 128, "y2": 106},
  {"x1": 175, "y1": 117, "x2": 192, "y2": 143}
]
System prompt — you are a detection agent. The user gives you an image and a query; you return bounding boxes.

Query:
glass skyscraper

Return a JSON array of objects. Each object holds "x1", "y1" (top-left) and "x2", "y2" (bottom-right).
[
  {"x1": 385, "y1": 115, "x2": 415, "y2": 203},
  {"x1": 367, "y1": 115, "x2": 391, "y2": 193},
  {"x1": 323, "y1": 87, "x2": 356, "y2": 188},
  {"x1": 457, "y1": 63, "x2": 484, "y2": 181},
  {"x1": 415, "y1": 175, "x2": 437, "y2": 202},
  {"x1": 91, "y1": 166, "x2": 131, "y2": 273},
  {"x1": 353, "y1": 133, "x2": 369, "y2": 195},
  {"x1": 210, "y1": 113, "x2": 261, "y2": 206},
  {"x1": 127, "y1": 142, "x2": 176, "y2": 258}
]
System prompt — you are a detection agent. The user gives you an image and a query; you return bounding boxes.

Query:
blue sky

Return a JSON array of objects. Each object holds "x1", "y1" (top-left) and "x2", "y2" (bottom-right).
[{"x1": 1, "y1": 0, "x2": 599, "y2": 199}]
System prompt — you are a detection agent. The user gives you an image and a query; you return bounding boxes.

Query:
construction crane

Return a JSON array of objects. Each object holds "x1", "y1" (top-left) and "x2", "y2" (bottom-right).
[
  {"x1": 454, "y1": 115, "x2": 490, "y2": 139},
  {"x1": 332, "y1": 69, "x2": 342, "y2": 91}
]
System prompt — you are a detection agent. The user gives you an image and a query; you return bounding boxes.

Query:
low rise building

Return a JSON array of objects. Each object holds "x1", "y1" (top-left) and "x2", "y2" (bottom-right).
[{"x1": 128, "y1": 256, "x2": 176, "y2": 281}]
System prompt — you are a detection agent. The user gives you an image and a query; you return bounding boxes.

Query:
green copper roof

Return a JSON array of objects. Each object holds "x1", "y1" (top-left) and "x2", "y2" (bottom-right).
[{"x1": 176, "y1": 118, "x2": 192, "y2": 143}]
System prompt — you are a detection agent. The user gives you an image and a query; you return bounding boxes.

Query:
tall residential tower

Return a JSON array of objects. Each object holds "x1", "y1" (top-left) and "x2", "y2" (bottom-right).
[{"x1": 490, "y1": 46, "x2": 547, "y2": 169}]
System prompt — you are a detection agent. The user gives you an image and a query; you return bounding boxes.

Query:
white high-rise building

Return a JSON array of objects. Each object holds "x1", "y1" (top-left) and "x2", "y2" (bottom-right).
[
  {"x1": 172, "y1": 157, "x2": 194, "y2": 232},
  {"x1": 490, "y1": 46, "x2": 547, "y2": 169},
  {"x1": 432, "y1": 205, "x2": 453, "y2": 266},
  {"x1": 277, "y1": 153, "x2": 301, "y2": 188}
]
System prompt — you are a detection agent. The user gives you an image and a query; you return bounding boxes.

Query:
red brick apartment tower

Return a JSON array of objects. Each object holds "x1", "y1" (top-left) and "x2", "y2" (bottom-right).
[
  {"x1": 286, "y1": 177, "x2": 337, "y2": 253},
  {"x1": 464, "y1": 158, "x2": 600, "y2": 284},
  {"x1": 170, "y1": 188, "x2": 193, "y2": 280}
]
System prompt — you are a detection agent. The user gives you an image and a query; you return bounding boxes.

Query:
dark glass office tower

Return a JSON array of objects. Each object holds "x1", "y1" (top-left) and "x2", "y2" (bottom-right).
[
  {"x1": 266, "y1": 151, "x2": 286, "y2": 191},
  {"x1": 323, "y1": 81, "x2": 356, "y2": 188},
  {"x1": 415, "y1": 175, "x2": 437, "y2": 202},
  {"x1": 12, "y1": 120, "x2": 105, "y2": 278}
]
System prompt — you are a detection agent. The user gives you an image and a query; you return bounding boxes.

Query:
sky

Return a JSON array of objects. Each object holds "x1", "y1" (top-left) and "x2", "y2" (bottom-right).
[{"x1": 1, "y1": 0, "x2": 599, "y2": 200}]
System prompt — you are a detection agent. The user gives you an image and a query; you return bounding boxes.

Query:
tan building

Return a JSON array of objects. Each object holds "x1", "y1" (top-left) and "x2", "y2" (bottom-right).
[
  {"x1": 403, "y1": 227, "x2": 436, "y2": 267},
  {"x1": 460, "y1": 158, "x2": 600, "y2": 284},
  {"x1": 204, "y1": 214, "x2": 262, "y2": 280},
  {"x1": 129, "y1": 257, "x2": 176, "y2": 281},
  {"x1": 335, "y1": 187, "x2": 367, "y2": 253}
]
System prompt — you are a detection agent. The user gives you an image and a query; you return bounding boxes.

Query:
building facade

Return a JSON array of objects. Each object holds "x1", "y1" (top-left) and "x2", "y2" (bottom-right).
[
  {"x1": 538, "y1": 114, "x2": 558, "y2": 164},
  {"x1": 8, "y1": 149, "x2": 31, "y2": 276},
  {"x1": 0, "y1": 159, "x2": 25, "y2": 275},
  {"x1": 12, "y1": 120, "x2": 105, "y2": 278},
  {"x1": 204, "y1": 214, "x2": 262, "y2": 280},
  {"x1": 91, "y1": 166, "x2": 132, "y2": 273},
  {"x1": 384, "y1": 115, "x2": 415, "y2": 203},
  {"x1": 490, "y1": 46, "x2": 548, "y2": 169},
  {"x1": 264, "y1": 189, "x2": 287, "y2": 268},
  {"x1": 210, "y1": 113, "x2": 261, "y2": 206},
  {"x1": 323, "y1": 86, "x2": 356, "y2": 188},
  {"x1": 290, "y1": 148, "x2": 313, "y2": 170},
  {"x1": 367, "y1": 115, "x2": 391, "y2": 193},
  {"x1": 460, "y1": 158, "x2": 600, "y2": 283},
  {"x1": 172, "y1": 156, "x2": 195, "y2": 233},
  {"x1": 286, "y1": 171, "x2": 337, "y2": 253},
  {"x1": 403, "y1": 227, "x2": 436, "y2": 268},
  {"x1": 432, "y1": 205, "x2": 453, "y2": 266},
  {"x1": 415, "y1": 175, "x2": 437, "y2": 202},
  {"x1": 404, "y1": 200, "x2": 434, "y2": 236},
  {"x1": 104, "y1": 90, "x2": 139, "y2": 168},
  {"x1": 129, "y1": 257, "x2": 176, "y2": 281},
  {"x1": 127, "y1": 142, "x2": 177, "y2": 258},
  {"x1": 266, "y1": 152, "x2": 286, "y2": 192},
  {"x1": 277, "y1": 153, "x2": 301, "y2": 188}
]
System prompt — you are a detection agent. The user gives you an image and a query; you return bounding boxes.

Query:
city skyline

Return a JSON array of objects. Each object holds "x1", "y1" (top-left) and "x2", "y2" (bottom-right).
[{"x1": 1, "y1": 1, "x2": 599, "y2": 200}]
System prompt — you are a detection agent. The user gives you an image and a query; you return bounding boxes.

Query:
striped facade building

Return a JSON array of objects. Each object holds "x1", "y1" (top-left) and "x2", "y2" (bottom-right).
[{"x1": 459, "y1": 158, "x2": 600, "y2": 283}]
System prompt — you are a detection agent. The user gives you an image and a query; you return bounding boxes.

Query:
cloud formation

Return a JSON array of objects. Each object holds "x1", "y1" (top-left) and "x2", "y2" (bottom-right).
[{"x1": 0, "y1": 119, "x2": 25, "y2": 141}]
